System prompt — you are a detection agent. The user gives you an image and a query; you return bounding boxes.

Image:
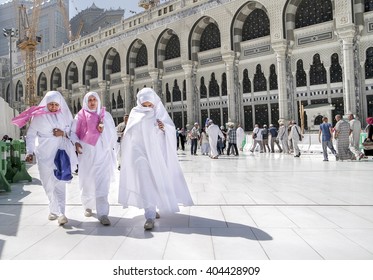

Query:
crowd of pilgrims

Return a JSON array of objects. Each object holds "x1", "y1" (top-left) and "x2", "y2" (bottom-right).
[{"x1": 8, "y1": 88, "x2": 373, "y2": 230}]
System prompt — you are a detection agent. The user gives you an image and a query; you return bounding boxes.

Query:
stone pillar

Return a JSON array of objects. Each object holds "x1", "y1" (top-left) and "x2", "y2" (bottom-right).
[
  {"x1": 182, "y1": 61, "x2": 195, "y2": 126},
  {"x1": 121, "y1": 75, "x2": 132, "y2": 114},
  {"x1": 222, "y1": 51, "x2": 237, "y2": 123},
  {"x1": 337, "y1": 29, "x2": 357, "y2": 114},
  {"x1": 98, "y1": 81, "x2": 111, "y2": 113},
  {"x1": 149, "y1": 68, "x2": 160, "y2": 97},
  {"x1": 272, "y1": 40, "x2": 289, "y2": 121}
]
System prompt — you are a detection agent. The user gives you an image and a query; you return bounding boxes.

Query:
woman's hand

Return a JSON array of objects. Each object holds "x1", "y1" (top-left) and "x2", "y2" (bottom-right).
[
  {"x1": 75, "y1": 142, "x2": 83, "y2": 154},
  {"x1": 25, "y1": 154, "x2": 33, "y2": 163},
  {"x1": 157, "y1": 119, "x2": 165, "y2": 131},
  {"x1": 97, "y1": 122, "x2": 104, "y2": 133},
  {"x1": 53, "y1": 128, "x2": 65, "y2": 137}
]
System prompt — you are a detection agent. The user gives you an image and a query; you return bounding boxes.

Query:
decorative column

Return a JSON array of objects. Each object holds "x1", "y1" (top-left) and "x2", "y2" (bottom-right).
[
  {"x1": 336, "y1": 28, "x2": 357, "y2": 115},
  {"x1": 121, "y1": 75, "x2": 132, "y2": 114},
  {"x1": 149, "y1": 68, "x2": 160, "y2": 97},
  {"x1": 222, "y1": 51, "x2": 237, "y2": 123},
  {"x1": 272, "y1": 40, "x2": 290, "y2": 122},
  {"x1": 182, "y1": 61, "x2": 196, "y2": 126},
  {"x1": 98, "y1": 81, "x2": 111, "y2": 113}
]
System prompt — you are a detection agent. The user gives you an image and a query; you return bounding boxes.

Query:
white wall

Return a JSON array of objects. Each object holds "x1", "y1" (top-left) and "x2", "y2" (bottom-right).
[{"x1": 0, "y1": 97, "x2": 20, "y2": 139}]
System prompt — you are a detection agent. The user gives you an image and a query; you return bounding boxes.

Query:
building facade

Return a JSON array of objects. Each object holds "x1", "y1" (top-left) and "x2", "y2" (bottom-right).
[{"x1": 6, "y1": 0, "x2": 373, "y2": 129}]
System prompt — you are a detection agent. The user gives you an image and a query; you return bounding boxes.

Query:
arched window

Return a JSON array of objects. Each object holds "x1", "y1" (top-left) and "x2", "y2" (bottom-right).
[
  {"x1": 117, "y1": 91, "x2": 124, "y2": 108},
  {"x1": 296, "y1": 60, "x2": 307, "y2": 87},
  {"x1": 330, "y1": 53, "x2": 342, "y2": 83},
  {"x1": 200, "y1": 77, "x2": 207, "y2": 99},
  {"x1": 172, "y1": 80, "x2": 181, "y2": 102},
  {"x1": 165, "y1": 35, "x2": 181, "y2": 60},
  {"x1": 295, "y1": 0, "x2": 333, "y2": 28},
  {"x1": 253, "y1": 64, "x2": 267, "y2": 92},
  {"x1": 209, "y1": 73, "x2": 220, "y2": 97},
  {"x1": 314, "y1": 115, "x2": 323, "y2": 125},
  {"x1": 91, "y1": 61, "x2": 98, "y2": 79},
  {"x1": 166, "y1": 83, "x2": 171, "y2": 102},
  {"x1": 136, "y1": 45, "x2": 148, "y2": 67},
  {"x1": 365, "y1": 47, "x2": 373, "y2": 79},
  {"x1": 200, "y1": 23, "x2": 221, "y2": 52},
  {"x1": 269, "y1": 64, "x2": 278, "y2": 90},
  {"x1": 365, "y1": 0, "x2": 373, "y2": 12},
  {"x1": 243, "y1": 69, "x2": 251, "y2": 93},
  {"x1": 242, "y1": 9, "x2": 270, "y2": 41},
  {"x1": 112, "y1": 53, "x2": 121, "y2": 73},
  {"x1": 221, "y1": 73, "x2": 227, "y2": 96},
  {"x1": 309, "y1": 54, "x2": 327, "y2": 85}
]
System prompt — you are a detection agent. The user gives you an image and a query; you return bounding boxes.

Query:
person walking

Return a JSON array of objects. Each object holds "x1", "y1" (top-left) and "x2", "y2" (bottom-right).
[
  {"x1": 189, "y1": 123, "x2": 200, "y2": 155},
  {"x1": 334, "y1": 114, "x2": 354, "y2": 161},
  {"x1": 348, "y1": 114, "x2": 364, "y2": 160},
  {"x1": 206, "y1": 119, "x2": 225, "y2": 159},
  {"x1": 318, "y1": 116, "x2": 337, "y2": 161},
  {"x1": 250, "y1": 124, "x2": 263, "y2": 153},
  {"x1": 118, "y1": 88, "x2": 193, "y2": 230},
  {"x1": 277, "y1": 121, "x2": 289, "y2": 154},
  {"x1": 116, "y1": 113, "x2": 129, "y2": 170},
  {"x1": 226, "y1": 123, "x2": 239, "y2": 156},
  {"x1": 290, "y1": 120, "x2": 302, "y2": 157},
  {"x1": 268, "y1": 124, "x2": 282, "y2": 153},
  {"x1": 200, "y1": 127, "x2": 210, "y2": 155},
  {"x1": 71, "y1": 92, "x2": 117, "y2": 226},
  {"x1": 13, "y1": 91, "x2": 76, "y2": 226},
  {"x1": 236, "y1": 123, "x2": 245, "y2": 151},
  {"x1": 261, "y1": 124, "x2": 270, "y2": 152}
]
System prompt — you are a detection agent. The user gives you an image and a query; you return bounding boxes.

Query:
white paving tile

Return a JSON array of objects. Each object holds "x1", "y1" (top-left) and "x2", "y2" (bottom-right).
[{"x1": 245, "y1": 206, "x2": 298, "y2": 228}]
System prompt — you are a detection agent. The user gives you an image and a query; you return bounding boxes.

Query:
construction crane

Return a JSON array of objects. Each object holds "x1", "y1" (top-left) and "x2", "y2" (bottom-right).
[
  {"x1": 17, "y1": 0, "x2": 42, "y2": 107},
  {"x1": 138, "y1": 0, "x2": 160, "y2": 10}
]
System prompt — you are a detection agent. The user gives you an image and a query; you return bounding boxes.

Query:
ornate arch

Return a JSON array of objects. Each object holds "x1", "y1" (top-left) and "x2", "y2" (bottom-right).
[
  {"x1": 15, "y1": 80, "x2": 23, "y2": 102},
  {"x1": 127, "y1": 39, "x2": 145, "y2": 75},
  {"x1": 103, "y1": 47, "x2": 121, "y2": 80},
  {"x1": 83, "y1": 55, "x2": 98, "y2": 86},
  {"x1": 155, "y1": 29, "x2": 180, "y2": 69},
  {"x1": 189, "y1": 16, "x2": 219, "y2": 61},
  {"x1": 65, "y1": 62, "x2": 78, "y2": 91},
  {"x1": 37, "y1": 72, "x2": 47, "y2": 96},
  {"x1": 232, "y1": 1, "x2": 269, "y2": 52},
  {"x1": 51, "y1": 67, "x2": 62, "y2": 90}
]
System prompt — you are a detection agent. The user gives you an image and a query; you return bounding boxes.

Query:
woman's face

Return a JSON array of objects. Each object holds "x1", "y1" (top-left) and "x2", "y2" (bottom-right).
[
  {"x1": 88, "y1": 95, "x2": 98, "y2": 110},
  {"x1": 47, "y1": 102, "x2": 60, "y2": 112},
  {"x1": 141, "y1": 101, "x2": 154, "y2": 108}
]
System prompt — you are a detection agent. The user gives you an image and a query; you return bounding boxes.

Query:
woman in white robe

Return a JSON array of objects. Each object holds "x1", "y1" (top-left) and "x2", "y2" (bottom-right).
[
  {"x1": 70, "y1": 92, "x2": 117, "y2": 226},
  {"x1": 118, "y1": 88, "x2": 193, "y2": 230},
  {"x1": 206, "y1": 119, "x2": 225, "y2": 159},
  {"x1": 22, "y1": 91, "x2": 76, "y2": 226}
]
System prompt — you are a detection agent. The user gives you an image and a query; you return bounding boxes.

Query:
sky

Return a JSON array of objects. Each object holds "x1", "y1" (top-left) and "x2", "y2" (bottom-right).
[{"x1": 0, "y1": 0, "x2": 169, "y2": 19}]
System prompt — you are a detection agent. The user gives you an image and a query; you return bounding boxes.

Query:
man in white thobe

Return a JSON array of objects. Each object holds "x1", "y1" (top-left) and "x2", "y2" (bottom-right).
[
  {"x1": 206, "y1": 119, "x2": 224, "y2": 159},
  {"x1": 348, "y1": 114, "x2": 364, "y2": 160},
  {"x1": 236, "y1": 123, "x2": 245, "y2": 151}
]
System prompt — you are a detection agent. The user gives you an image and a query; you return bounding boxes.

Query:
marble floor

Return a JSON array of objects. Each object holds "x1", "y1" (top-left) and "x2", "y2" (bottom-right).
[{"x1": 1, "y1": 150, "x2": 373, "y2": 260}]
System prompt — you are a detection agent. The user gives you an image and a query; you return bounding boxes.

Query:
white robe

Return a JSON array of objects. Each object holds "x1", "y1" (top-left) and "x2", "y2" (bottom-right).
[
  {"x1": 236, "y1": 127, "x2": 245, "y2": 149},
  {"x1": 70, "y1": 92, "x2": 117, "y2": 217},
  {"x1": 26, "y1": 92, "x2": 76, "y2": 216},
  {"x1": 118, "y1": 88, "x2": 193, "y2": 213},
  {"x1": 207, "y1": 123, "x2": 224, "y2": 157}
]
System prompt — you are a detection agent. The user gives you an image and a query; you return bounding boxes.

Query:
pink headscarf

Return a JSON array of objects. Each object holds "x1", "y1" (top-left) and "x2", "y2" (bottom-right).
[
  {"x1": 75, "y1": 92, "x2": 105, "y2": 146},
  {"x1": 366, "y1": 117, "x2": 373, "y2": 125},
  {"x1": 11, "y1": 91, "x2": 70, "y2": 128}
]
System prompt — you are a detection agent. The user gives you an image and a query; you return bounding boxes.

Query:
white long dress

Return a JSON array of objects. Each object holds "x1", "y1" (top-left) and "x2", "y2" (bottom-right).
[
  {"x1": 70, "y1": 92, "x2": 117, "y2": 217},
  {"x1": 207, "y1": 123, "x2": 224, "y2": 158},
  {"x1": 26, "y1": 91, "x2": 76, "y2": 216},
  {"x1": 118, "y1": 88, "x2": 193, "y2": 216}
]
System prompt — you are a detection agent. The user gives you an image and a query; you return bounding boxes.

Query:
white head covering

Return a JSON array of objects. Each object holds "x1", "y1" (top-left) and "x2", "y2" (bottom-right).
[
  {"x1": 38, "y1": 90, "x2": 73, "y2": 128},
  {"x1": 82, "y1": 91, "x2": 102, "y2": 115}
]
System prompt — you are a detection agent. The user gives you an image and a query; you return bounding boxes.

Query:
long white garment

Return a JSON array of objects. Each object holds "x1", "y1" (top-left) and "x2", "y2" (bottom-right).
[
  {"x1": 118, "y1": 88, "x2": 193, "y2": 213},
  {"x1": 290, "y1": 124, "x2": 301, "y2": 156},
  {"x1": 349, "y1": 119, "x2": 362, "y2": 157},
  {"x1": 207, "y1": 123, "x2": 224, "y2": 157},
  {"x1": 26, "y1": 91, "x2": 76, "y2": 216},
  {"x1": 236, "y1": 126, "x2": 245, "y2": 149},
  {"x1": 70, "y1": 92, "x2": 117, "y2": 216}
]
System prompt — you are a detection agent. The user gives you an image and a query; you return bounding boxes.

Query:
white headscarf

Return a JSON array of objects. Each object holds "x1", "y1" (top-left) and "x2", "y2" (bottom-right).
[
  {"x1": 38, "y1": 90, "x2": 73, "y2": 130},
  {"x1": 119, "y1": 88, "x2": 193, "y2": 212},
  {"x1": 82, "y1": 91, "x2": 103, "y2": 115}
]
